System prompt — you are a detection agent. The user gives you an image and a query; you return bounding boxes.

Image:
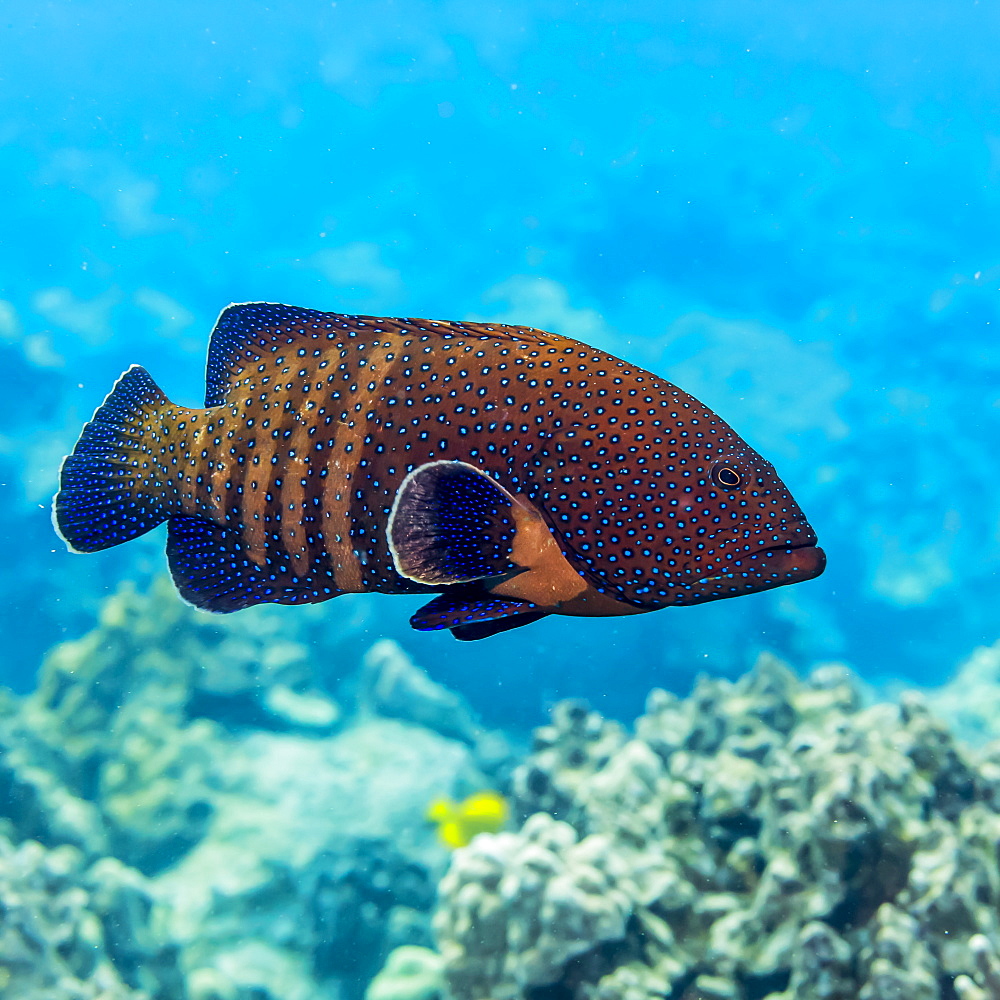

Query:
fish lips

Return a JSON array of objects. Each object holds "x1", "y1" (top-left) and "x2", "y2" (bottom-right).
[
  {"x1": 693, "y1": 541, "x2": 827, "y2": 592},
  {"x1": 759, "y1": 543, "x2": 827, "y2": 582}
]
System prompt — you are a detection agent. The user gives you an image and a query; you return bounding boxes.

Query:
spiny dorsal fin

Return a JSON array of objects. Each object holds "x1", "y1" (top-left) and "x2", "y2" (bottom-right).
[
  {"x1": 204, "y1": 302, "x2": 567, "y2": 407},
  {"x1": 205, "y1": 302, "x2": 332, "y2": 407}
]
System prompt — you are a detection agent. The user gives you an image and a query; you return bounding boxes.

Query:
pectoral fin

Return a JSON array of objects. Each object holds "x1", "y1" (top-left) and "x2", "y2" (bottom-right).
[
  {"x1": 388, "y1": 459, "x2": 619, "y2": 634},
  {"x1": 388, "y1": 461, "x2": 519, "y2": 586}
]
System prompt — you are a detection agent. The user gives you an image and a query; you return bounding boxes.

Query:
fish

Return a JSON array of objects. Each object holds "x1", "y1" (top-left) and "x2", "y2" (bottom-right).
[
  {"x1": 53, "y1": 302, "x2": 825, "y2": 640},
  {"x1": 426, "y1": 791, "x2": 509, "y2": 848}
]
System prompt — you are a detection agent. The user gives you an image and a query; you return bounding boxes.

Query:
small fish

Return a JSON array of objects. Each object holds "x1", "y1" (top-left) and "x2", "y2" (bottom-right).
[
  {"x1": 53, "y1": 303, "x2": 825, "y2": 639},
  {"x1": 427, "y1": 791, "x2": 509, "y2": 848}
]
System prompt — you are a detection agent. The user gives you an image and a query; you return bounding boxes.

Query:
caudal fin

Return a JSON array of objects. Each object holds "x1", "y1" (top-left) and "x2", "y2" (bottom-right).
[{"x1": 53, "y1": 365, "x2": 176, "y2": 553}]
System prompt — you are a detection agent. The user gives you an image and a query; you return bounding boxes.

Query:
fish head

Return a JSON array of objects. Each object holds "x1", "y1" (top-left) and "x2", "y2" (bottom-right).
[
  {"x1": 650, "y1": 443, "x2": 826, "y2": 606},
  {"x1": 534, "y1": 379, "x2": 825, "y2": 611}
]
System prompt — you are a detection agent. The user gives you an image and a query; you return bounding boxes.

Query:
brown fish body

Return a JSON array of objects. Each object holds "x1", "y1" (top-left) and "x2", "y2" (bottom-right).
[{"x1": 54, "y1": 303, "x2": 825, "y2": 639}]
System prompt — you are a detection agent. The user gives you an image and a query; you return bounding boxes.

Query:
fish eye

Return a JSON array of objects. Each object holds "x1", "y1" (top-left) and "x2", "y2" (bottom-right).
[{"x1": 712, "y1": 464, "x2": 742, "y2": 489}]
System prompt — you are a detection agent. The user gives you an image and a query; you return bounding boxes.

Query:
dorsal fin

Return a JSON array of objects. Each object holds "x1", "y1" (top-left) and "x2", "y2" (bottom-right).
[
  {"x1": 205, "y1": 302, "x2": 332, "y2": 407},
  {"x1": 204, "y1": 302, "x2": 570, "y2": 408}
]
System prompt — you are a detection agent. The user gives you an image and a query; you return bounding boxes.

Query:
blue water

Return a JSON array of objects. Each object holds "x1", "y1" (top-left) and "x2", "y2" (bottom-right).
[{"x1": 2, "y1": 0, "x2": 998, "y2": 725}]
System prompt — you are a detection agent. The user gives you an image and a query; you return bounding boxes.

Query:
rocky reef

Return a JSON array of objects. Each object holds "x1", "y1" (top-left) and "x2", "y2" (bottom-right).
[
  {"x1": 5, "y1": 577, "x2": 1000, "y2": 1000},
  {"x1": 0, "y1": 833, "x2": 183, "y2": 1000},
  {"x1": 0, "y1": 579, "x2": 506, "y2": 1000},
  {"x1": 432, "y1": 654, "x2": 1000, "y2": 1000},
  {"x1": 913, "y1": 638, "x2": 1000, "y2": 749}
]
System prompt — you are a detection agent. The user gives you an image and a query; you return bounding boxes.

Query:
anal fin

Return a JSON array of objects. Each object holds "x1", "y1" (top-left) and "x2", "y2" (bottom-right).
[{"x1": 166, "y1": 515, "x2": 341, "y2": 612}]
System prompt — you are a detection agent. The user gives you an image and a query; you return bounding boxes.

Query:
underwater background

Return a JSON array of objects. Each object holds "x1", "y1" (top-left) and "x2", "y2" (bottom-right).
[{"x1": 3, "y1": 3, "x2": 1000, "y2": 999}]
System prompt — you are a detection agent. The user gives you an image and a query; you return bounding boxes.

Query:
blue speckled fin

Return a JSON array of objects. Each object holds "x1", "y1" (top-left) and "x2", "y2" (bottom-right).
[
  {"x1": 204, "y1": 302, "x2": 333, "y2": 407},
  {"x1": 388, "y1": 461, "x2": 519, "y2": 586},
  {"x1": 166, "y1": 515, "x2": 342, "y2": 612},
  {"x1": 410, "y1": 587, "x2": 545, "y2": 639},
  {"x1": 451, "y1": 613, "x2": 549, "y2": 641},
  {"x1": 54, "y1": 365, "x2": 175, "y2": 553},
  {"x1": 204, "y1": 302, "x2": 565, "y2": 408}
]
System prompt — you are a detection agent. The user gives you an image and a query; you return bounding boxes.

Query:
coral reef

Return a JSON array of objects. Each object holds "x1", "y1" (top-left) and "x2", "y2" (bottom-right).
[
  {"x1": 1, "y1": 575, "x2": 328, "y2": 873},
  {"x1": 917, "y1": 638, "x2": 1000, "y2": 747},
  {"x1": 364, "y1": 946, "x2": 446, "y2": 1000},
  {"x1": 434, "y1": 655, "x2": 1000, "y2": 1000},
  {"x1": 9, "y1": 574, "x2": 1000, "y2": 1000},
  {"x1": 357, "y1": 639, "x2": 518, "y2": 779},
  {"x1": 153, "y1": 715, "x2": 480, "y2": 999},
  {"x1": 0, "y1": 833, "x2": 182, "y2": 999},
  {"x1": 0, "y1": 579, "x2": 500, "y2": 1000}
]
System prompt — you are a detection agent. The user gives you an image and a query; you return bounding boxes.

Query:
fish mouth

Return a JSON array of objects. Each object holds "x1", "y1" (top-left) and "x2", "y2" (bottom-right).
[
  {"x1": 697, "y1": 542, "x2": 827, "y2": 586},
  {"x1": 760, "y1": 543, "x2": 826, "y2": 580}
]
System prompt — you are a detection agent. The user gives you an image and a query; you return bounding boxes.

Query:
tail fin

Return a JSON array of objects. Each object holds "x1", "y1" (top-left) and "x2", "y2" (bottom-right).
[{"x1": 53, "y1": 365, "x2": 176, "y2": 553}]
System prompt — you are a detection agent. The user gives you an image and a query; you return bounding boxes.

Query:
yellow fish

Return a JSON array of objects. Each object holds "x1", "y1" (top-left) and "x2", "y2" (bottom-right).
[{"x1": 427, "y1": 791, "x2": 509, "y2": 848}]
